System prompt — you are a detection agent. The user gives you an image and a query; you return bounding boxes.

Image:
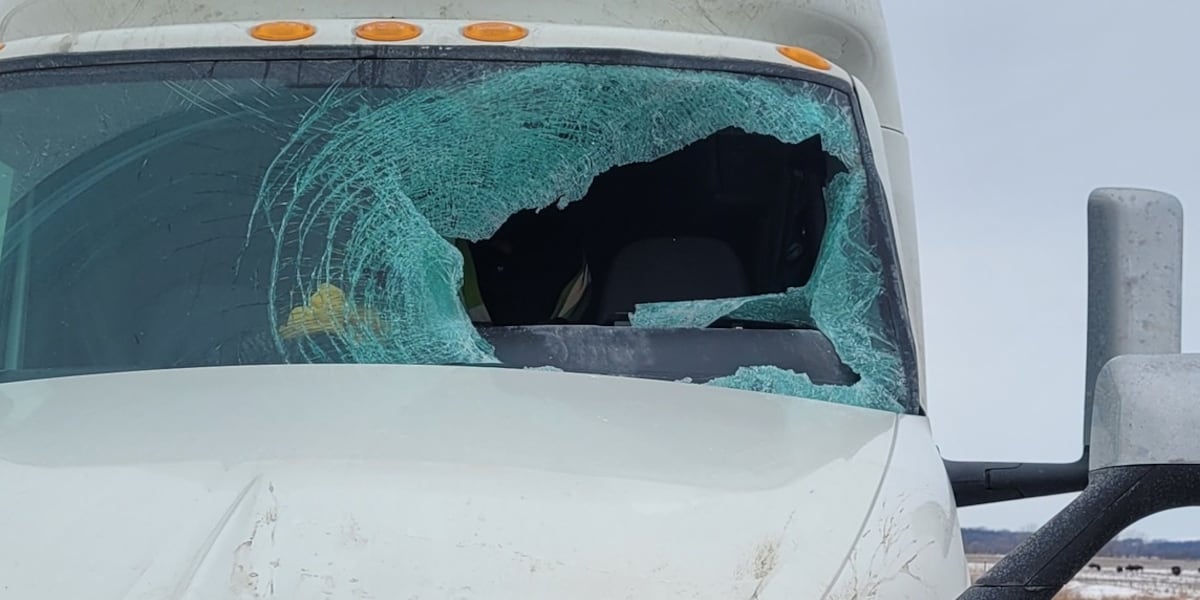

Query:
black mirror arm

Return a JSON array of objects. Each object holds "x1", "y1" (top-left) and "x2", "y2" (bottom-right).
[
  {"x1": 957, "y1": 464, "x2": 1200, "y2": 599},
  {"x1": 944, "y1": 451, "x2": 1089, "y2": 508}
]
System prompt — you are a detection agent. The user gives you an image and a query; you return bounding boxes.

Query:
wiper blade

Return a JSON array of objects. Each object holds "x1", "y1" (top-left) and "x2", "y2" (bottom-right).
[
  {"x1": 706, "y1": 317, "x2": 808, "y2": 330},
  {"x1": 593, "y1": 312, "x2": 808, "y2": 330},
  {"x1": 439, "y1": 361, "x2": 516, "y2": 369}
]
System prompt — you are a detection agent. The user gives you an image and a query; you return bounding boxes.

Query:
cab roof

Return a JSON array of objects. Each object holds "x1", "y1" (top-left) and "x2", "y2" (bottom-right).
[{"x1": 0, "y1": 0, "x2": 903, "y2": 130}]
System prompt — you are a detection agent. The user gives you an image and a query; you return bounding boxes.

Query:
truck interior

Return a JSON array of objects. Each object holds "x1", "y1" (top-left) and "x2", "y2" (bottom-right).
[{"x1": 462, "y1": 129, "x2": 841, "y2": 327}]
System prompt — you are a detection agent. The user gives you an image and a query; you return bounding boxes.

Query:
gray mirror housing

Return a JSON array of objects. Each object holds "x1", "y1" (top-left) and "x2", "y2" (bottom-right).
[
  {"x1": 1090, "y1": 354, "x2": 1200, "y2": 470},
  {"x1": 1084, "y1": 189, "x2": 1184, "y2": 439}
]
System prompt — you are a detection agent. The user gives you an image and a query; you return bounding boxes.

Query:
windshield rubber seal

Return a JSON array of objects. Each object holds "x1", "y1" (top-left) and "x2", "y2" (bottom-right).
[{"x1": 0, "y1": 44, "x2": 853, "y2": 91}]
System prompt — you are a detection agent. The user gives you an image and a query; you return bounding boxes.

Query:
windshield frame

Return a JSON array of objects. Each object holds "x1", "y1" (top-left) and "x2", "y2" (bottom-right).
[{"x1": 0, "y1": 45, "x2": 919, "y2": 413}]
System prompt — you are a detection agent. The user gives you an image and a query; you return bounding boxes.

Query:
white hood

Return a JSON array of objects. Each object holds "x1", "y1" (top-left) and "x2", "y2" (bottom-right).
[{"x1": 0, "y1": 364, "x2": 901, "y2": 599}]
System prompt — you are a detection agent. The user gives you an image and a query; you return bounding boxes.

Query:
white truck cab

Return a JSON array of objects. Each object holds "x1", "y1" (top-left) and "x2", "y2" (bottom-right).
[{"x1": 0, "y1": 2, "x2": 1190, "y2": 599}]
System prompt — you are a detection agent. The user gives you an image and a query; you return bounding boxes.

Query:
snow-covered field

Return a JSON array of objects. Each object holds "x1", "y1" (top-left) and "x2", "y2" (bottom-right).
[{"x1": 969, "y1": 556, "x2": 1200, "y2": 599}]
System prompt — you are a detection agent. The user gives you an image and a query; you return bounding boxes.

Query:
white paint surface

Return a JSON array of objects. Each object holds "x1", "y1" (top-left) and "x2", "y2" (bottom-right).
[{"x1": 0, "y1": 364, "x2": 968, "y2": 599}]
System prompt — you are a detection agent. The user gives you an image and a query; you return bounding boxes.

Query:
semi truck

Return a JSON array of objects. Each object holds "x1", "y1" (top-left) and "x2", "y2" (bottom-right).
[{"x1": 0, "y1": 1, "x2": 1195, "y2": 598}]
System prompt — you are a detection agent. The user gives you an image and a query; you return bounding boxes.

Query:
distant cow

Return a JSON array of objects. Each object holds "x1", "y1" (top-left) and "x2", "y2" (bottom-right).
[
  {"x1": 1172, "y1": 566, "x2": 1182, "y2": 576},
  {"x1": 1117, "y1": 566, "x2": 1124, "y2": 573},
  {"x1": 1126, "y1": 564, "x2": 1144, "y2": 573},
  {"x1": 1088, "y1": 563, "x2": 1101, "y2": 571}
]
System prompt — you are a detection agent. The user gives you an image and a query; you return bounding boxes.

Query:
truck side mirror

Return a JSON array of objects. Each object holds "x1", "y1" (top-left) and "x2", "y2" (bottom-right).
[
  {"x1": 1090, "y1": 354, "x2": 1200, "y2": 469},
  {"x1": 945, "y1": 188, "x2": 1183, "y2": 506},
  {"x1": 957, "y1": 189, "x2": 1193, "y2": 600},
  {"x1": 960, "y1": 355, "x2": 1200, "y2": 599}
]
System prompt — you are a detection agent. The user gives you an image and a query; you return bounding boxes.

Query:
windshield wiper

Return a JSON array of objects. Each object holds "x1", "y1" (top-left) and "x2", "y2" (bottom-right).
[
  {"x1": 706, "y1": 317, "x2": 808, "y2": 330},
  {"x1": 597, "y1": 312, "x2": 805, "y2": 330}
]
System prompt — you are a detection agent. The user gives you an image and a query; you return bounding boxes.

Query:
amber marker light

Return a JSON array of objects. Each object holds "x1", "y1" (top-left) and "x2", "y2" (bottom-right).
[
  {"x1": 356, "y1": 21, "x2": 423, "y2": 42},
  {"x1": 250, "y1": 21, "x2": 317, "y2": 42},
  {"x1": 462, "y1": 21, "x2": 529, "y2": 42},
  {"x1": 777, "y1": 45, "x2": 832, "y2": 71}
]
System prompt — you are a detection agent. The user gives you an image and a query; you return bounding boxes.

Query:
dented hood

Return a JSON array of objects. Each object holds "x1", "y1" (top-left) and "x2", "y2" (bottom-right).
[{"x1": 0, "y1": 365, "x2": 898, "y2": 599}]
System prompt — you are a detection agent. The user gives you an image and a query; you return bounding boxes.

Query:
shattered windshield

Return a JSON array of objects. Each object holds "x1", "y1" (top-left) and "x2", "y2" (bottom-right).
[{"x1": 0, "y1": 53, "x2": 915, "y2": 413}]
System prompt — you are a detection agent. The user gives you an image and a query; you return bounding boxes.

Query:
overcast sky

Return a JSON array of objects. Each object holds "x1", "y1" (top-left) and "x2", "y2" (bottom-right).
[{"x1": 881, "y1": 1, "x2": 1200, "y2": 540}]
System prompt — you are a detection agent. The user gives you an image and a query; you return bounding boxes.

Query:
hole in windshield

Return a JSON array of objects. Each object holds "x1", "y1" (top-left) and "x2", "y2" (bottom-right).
[{"x1": 457, "y1": 129, "x2": 840, "y2": 328}]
